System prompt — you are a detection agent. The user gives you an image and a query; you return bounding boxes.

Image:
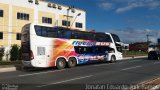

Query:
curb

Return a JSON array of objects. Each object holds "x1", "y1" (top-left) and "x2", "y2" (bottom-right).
[
  {"x1": 0, "y1": 56, "x2": 147, "y2": 73},
  {"x1": 0, "y1": 67, "x2": 16, "y2": 73},
  {"x1": 138, "y1": 77, "x2": 160, "y2": 90}
]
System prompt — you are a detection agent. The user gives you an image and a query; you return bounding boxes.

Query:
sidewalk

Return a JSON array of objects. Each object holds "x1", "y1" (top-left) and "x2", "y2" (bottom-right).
[
  {"x1": 123, "y1": 56, "x2": 147, "y2": 60},
  {"x1": 0, "y1": 64, "x2": 22, "y2": 73},
  {"x1": 137, "y1": 77, "x2": 160, "y2": 90},
  {"x1": 0, "y1": 67, "x2": 16, "y2": 73},
  {"x1": 0, "y1": 56, "x2": 147, "y2": 73}
]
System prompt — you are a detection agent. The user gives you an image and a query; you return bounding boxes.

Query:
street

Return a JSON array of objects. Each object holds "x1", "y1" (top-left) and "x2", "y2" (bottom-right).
[{"x1": 0, "y1": 58, "x2": 160, "y2": 90}]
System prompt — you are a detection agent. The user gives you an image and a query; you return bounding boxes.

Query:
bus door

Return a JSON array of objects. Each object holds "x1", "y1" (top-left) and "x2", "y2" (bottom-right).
[{"x1": 115, "y1": 43, "x2": 123, "y2": 60}]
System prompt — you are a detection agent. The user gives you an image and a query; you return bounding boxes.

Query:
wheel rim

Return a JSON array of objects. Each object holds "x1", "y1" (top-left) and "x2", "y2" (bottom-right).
[
  {"x1": 70, "y1": 60, "x2": 75, "y2": 65},
  {"x1": 68, "y1": 58, "x2": 77, "y2": 67},
  {"x1": 59, "y1": 60, "x2": 64, "y2": 67}
]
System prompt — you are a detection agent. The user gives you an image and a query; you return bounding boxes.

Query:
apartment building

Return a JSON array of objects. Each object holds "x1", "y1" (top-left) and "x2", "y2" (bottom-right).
[{"x1": 0, "y1": 0, "x2": 86, "y2": 48}]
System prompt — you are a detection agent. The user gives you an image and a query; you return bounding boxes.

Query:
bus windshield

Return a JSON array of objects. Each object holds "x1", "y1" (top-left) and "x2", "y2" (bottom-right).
[{"x1": 111, "y1": 34, "x2": 121, "y2": 42}]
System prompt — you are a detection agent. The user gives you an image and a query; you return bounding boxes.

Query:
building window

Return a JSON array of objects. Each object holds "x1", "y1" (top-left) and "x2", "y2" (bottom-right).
[
  {"x1": 76, "y1": 22, "x2": 83, "y2": 28},
  {"x1": 16, "y1": 33, "x2": 21, "y2": 40},
  {"x1": 0, "y1": 10, "x2": 3, "y2": 17},
  {"x1": 17, "y1": 12, "x2": 29, "y2": 20},
  {"x1": 42, "y1": 17, "x2": 52, "y2": 24},
  {"x1": 0, "y1": 32, "x2": 3, "y2": 39},
  {"x1": 62, "y1": 20, "x2": 70, "y2": 26}
]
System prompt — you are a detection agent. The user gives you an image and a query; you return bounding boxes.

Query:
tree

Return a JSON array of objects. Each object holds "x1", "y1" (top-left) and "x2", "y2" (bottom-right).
[
  {"x1": 10, "y1": 44, "x2": 19, "y2": 61},
  {"x1": 0, "y1": 48, "x2": 4, "y2": 61}
]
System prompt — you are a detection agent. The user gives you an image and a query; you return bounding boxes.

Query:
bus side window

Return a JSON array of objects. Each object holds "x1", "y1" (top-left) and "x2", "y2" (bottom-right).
[
  {"x1": 79, "y1": 47, "x2": 83, "y2": 54},
  {"x1": 41, "y1": 27, "x2": 48, "y2": 37},
  {"x1": 35, "y1": 26, "x2": 42, "y2": 36},
  {"x1": 57, "y1": 29, "x2": 71, "y2": 39},
  {"x1": 71, "y1": 31, "x2": 82, "y2": 39},
  {"x1": 47, "y1": 27, "x2": 58, "y2": 38},
  {"x1": 83, "y1": 32, "x2": 95, "y2": 40},
  {"x1": 63, "y1": 29, "x2": 71, "y2": 39}
]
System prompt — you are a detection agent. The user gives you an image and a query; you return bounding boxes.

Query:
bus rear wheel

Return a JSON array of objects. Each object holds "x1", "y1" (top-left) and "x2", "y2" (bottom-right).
[
  {"x1": 56, "y1": 58, "x2": 66, "y2": 70},
  {"x1": 110, "y1": 55, "x2": 116, "y2": 63},
  {"x1": 68, "y1": 58, "x2": 77, "y2": 68}
]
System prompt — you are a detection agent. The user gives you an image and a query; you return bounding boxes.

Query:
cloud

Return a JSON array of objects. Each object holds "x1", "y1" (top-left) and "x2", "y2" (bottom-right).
[
  {"x1": 106, "y1": 28, "x2": 160, "y2": 44},
  {"x1": 98, "y1": 0, "x2": 160, "y2": 13},
  {"x1": 116, "y1": 2, "x2": 144, "y2": 13},
  {"x1": 125, "y1": 15, "x2": 160, "y2": 26},
  {"x1": 98, "y1": 2, "x2": 114, "y2": 10}
]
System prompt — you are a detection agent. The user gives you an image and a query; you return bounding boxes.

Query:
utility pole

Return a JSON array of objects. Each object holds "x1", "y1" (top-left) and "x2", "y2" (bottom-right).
[{"x1": 146, "y1": 34, "x2": 153, "y2": 46}]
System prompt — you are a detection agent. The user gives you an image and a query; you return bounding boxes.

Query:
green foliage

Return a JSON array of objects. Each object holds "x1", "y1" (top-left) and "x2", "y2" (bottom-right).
[
  {"x1": 0, "y1": 48, "x2": 4, "y2": 61},
  {"x1": 123, "y1": 50, "x2": 147, "y2": 57},
  {"x1": 10, "y1": 44, "x2": 19, "y2": 61}
]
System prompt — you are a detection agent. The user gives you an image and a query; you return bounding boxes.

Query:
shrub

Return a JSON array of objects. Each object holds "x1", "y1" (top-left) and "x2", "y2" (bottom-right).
[
  {"x1": 0, "y1": 48, "x2": 4, "y2": 61},
  {"x1": 10, "y1": 44, "x2": 19, "y2": 61}
]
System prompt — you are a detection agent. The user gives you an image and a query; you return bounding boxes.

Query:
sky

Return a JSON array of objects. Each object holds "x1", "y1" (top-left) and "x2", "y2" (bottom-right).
[{"x1": 50, "y1": 0, "x2": 160, "y2": 44}]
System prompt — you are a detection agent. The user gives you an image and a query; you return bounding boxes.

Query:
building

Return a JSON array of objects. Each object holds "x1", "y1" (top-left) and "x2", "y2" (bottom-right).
[
  {"x1": 129, "y1": 42, "x2": 148, "y2": 52},
  {"x1": 0, "y1": 0, "x2": 86, "y2": 49}
]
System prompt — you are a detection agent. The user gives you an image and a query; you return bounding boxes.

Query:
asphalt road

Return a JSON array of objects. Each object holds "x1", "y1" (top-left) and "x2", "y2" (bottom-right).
[{"x1": 0, "y1": 58, "x2": 160, "y2": 90}]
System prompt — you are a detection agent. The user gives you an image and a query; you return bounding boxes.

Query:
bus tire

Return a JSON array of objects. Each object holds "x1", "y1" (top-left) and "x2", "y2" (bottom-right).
[
  {"x1": 68, "y1": 57, "x2": 77, "y2": 68},
  {"x1": 110, "y1": 55, "x2": 116, "y2": 63},
  {"x1": 56, "y1": 58, "x2": 66, "y2": 70}
]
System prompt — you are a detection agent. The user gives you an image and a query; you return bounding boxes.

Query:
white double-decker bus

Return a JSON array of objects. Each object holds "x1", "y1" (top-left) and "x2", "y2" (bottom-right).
[{"x1": 21, "y1": 23, "x2": 123, "y2": 69}]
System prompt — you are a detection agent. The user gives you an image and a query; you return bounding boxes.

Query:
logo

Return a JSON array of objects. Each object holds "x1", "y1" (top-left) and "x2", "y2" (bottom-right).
[{"x1": 72, "y1": 41, "x2": 110, "y2": 46}]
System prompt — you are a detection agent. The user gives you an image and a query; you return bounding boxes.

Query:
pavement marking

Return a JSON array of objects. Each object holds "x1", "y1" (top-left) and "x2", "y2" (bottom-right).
[
  {"x1": 121, "y1": 65, "x2": 142, "y2": 71},
  {"x1": 37, "y1": 75, "x2": 93, "y2": 88},
  {"x1": 18, "y1": 69, "x2": 65, "y2": 77}
]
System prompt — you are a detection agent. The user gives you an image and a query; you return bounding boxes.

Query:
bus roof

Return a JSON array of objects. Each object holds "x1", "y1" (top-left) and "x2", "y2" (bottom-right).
[{"x1": 27, "y1": 23, "x2": 115, "y2": 35}]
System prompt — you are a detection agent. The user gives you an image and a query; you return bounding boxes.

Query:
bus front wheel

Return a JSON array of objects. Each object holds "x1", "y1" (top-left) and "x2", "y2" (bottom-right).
[
  {"x1": 56, "y1": 58, "x2": 66, "y2": 70},
  {"x1": 68, "y1": 58, "x2": 77, "y2": 68},
  {"x1": 110, "y1": 55, "x2": 116, "y2": 63}
]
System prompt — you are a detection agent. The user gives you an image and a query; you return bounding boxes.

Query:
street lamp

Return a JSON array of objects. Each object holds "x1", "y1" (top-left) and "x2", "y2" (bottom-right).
[
  {"x1": 70, "y1": 13, "x2": 81, "y2": 28},
  {"x1": 66, "y1": 6, "x2": 74, "y2": 28}
]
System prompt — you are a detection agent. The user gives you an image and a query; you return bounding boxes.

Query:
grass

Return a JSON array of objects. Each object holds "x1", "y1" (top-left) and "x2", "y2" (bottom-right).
[{"x1": 123, "y1": 51, "x2": 148, "y2": 57}]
